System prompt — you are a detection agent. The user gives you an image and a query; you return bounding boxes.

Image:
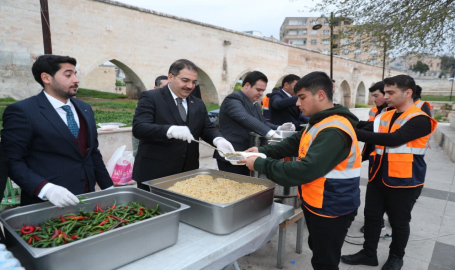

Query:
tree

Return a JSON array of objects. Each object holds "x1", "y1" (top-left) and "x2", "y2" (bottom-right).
[
  {"x1": 440, "y1": 55, "x2": 455, "y2": 71},
  {"x1": 411, "y1": 61, "x2": 429, "y2": 73},
  {"x1": 311, "y1": 1, "x2": 455, "y2": 55}
]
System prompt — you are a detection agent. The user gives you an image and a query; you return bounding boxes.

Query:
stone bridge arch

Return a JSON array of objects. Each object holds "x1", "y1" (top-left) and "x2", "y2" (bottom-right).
[
  {"x1": 356, "y1": 81, "x2": 366, "y2": 105},
  {"x1": 80, "y1": 57, "x2": 146, "y2": 99},
  {"x1": 340, "y1": 80, "x2": 352, "y2": 108},
  {"x1": 233, "y1": 69, "x2": 253, "y2": 92},
  {"x1": 196, "y1": 66, "x2": 219, "y2": 105}
]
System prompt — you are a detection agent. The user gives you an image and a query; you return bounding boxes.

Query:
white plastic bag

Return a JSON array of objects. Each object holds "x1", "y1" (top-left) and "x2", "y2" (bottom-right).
[{"x1": 106, "y1": 145, "x2": 135, "y2": 186}]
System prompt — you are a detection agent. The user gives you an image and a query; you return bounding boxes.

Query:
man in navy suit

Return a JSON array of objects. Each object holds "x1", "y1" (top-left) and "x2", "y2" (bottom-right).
[
  {"x1": 269, "y1": 74, "x2": 309, "y2": 131},
  {"x1": 1, "y1": 55, "x2": 114, "y2": 207}
]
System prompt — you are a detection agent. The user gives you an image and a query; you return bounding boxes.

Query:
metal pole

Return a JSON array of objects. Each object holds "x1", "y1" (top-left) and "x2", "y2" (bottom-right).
[
  {"x1": 40, "y1": 0, "x2": 52, "y2": 54},
  {"x1": 330, "y1": 12, "x2": 333, "y2": 80},
  {"x1": 450, "y1": 69, "x2": 454, "y2": 102},
  {"x1": 382, "y1": 41, "x2": 387, "y2": 80}
]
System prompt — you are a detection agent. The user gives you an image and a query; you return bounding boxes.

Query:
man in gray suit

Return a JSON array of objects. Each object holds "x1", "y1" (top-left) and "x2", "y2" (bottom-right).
[{"x1": 215, "y1": 71, "x2": 295, "y2": 176}]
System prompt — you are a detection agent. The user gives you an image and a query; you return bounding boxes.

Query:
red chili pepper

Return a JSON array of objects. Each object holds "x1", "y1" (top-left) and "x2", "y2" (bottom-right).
[
  {"x1": 33, "y1": 235, "x2": 42, "y2": 241},
  {"x1": 70, "y1": 235, "x2": 78, "y2": 240},
  {"x1": 62, "y1": 232, "x2": 69, "y2": 239},
  {"x1": 98, "y1": 219, "x2": 109, "y2": 226},
  {"x1": 64, "y1": 238, "x2": 68, "y2": 244},
  {"x1": 71, "y1": 216, "x2": 85, "y2": 220},
  {"x1": 99, "y1": 230, "x2": 104, "y2": 233},
  {"x1": 20, "y1": 226, "x2": 35, "y2": 235},
  {"x1": 95, "y1": 204, "x2": 103, "y2": 212},
  {"x1": 59, "y1": 216, "x2": 65, "y2": 223},
  {"x1": 27, "y1": 237, "x2": 33, "y2": 244},
  {"x1": 138, "y1": 211, "x2": 143, "y2": 216},
  {"x1": 50, "y1": 230, "x2": 62, "y2": 240},
  {"x1": 107, "y1": 215, "x2": 128, "y2": 223}
]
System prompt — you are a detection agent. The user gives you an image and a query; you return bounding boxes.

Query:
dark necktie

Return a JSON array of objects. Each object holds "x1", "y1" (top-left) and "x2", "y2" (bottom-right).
[
  {"x1": 61, "y1": 105, "x2": 79, "y2": 138},
  {"x1": 176, "y1": 98, "x2": 187, "y2": 122}
]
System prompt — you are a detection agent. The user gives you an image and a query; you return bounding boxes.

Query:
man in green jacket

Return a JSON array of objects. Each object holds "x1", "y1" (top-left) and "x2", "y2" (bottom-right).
[{"x1": 241, "y1": 71, "x2": 361, "y2": 270}]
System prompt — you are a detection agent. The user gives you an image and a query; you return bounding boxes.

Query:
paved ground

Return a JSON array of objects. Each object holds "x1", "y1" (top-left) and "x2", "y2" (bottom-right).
[{"x1": 200, "y1": 138, "x2": 455, "y2": 270}]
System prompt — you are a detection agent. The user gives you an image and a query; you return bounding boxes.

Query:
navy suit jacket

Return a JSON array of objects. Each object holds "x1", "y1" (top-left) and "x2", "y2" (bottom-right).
[
  {"x1": 269, "y1": 90, "x2": 307, "y2": 131},
  {"x1": 1, "y1": 91, "x2": 113, "y2": 206}
]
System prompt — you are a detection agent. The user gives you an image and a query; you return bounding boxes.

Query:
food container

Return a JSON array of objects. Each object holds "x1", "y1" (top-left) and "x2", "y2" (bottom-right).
[
  {"x1": 224, "y1": 152, "x2": 267, "y2": 165},
  {"x1": 144, "y1": 168, "x2": 276, "y2": 235},
  {"x1": 0, "y1": 187, "x2": 189, "y2": 270}
]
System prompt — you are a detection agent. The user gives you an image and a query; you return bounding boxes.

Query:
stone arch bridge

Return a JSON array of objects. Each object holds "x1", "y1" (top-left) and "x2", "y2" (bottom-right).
[{"x1": 1, "y1": 0, "x2": 403, "y2": 107}]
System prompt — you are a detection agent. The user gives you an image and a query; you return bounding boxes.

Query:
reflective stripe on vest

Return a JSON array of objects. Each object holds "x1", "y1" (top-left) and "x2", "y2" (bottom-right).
[
  {"x1": 370, "y1": 106, "x2": 437, "y2": 187},
  {"x1": 368, "y1": 107, "x2": 378, "y2": 121},
  {"x1": 297, "y1": 115, "x2": 361, "y2": 217}
]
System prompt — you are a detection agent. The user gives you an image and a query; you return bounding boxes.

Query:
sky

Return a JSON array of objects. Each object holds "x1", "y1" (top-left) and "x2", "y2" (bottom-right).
[{"x1": 114, "y1": 0, "x2": 321, "y2": 38}]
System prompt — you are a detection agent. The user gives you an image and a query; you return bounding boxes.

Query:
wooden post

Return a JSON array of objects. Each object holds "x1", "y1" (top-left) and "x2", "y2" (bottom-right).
[{"x1": 40, "y1": 0, "x2": 52, "y2": 54}]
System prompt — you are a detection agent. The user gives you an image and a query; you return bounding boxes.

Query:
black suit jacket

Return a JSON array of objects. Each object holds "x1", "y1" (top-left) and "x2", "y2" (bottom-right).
[
  {"x1": 132, "y1": 86, "x2": 221, "y2": 186},
  {"x1": 269, "y1": 90, "x2": 306, "y2": 131},
  {"x1": 214, "y1": 90, "x2": 278, "y2": 162},
  {"x1": 1, "y1": 91, "x2": 113, "y2": 206}
]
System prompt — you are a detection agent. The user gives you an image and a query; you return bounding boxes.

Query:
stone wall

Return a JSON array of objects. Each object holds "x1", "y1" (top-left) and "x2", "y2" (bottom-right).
[
  {"x1": 1, "y1": 0, "x2": 403, "y2": 107},
  {"x1": 416, "y1": 80, "x2": 454, "y2": 95},
  {"x1": 79, "y1": 65, "x2": 116, "y2": 92}
]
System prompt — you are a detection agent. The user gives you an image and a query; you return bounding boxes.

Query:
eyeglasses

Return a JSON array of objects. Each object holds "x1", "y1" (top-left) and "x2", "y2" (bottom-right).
[{"x1": 176, "y1": 76, "x2": 198, "y2": 86}]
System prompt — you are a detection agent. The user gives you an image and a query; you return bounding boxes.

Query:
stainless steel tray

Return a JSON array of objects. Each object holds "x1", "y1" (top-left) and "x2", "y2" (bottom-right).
[
  {"x1": 0, "y1": 187, "x2": 189, "y2": 270},
  {"x1": 144, "y1": 168, "x2": 276, "y2": 235}
]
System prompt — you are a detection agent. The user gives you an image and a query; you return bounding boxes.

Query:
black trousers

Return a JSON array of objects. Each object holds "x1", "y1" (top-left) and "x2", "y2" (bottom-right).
[
  {"x1": 363, "y1": 178, "x2": 422, "y2": 258},
  {"x1": 303, "y1": 207, "x2": 357, "y2": 270},
  {"x1": 216, "y1": 159, "x2": 250, "y2": 176}
]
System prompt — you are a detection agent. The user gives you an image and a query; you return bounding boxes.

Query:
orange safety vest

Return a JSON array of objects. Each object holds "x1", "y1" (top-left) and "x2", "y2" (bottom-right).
[
  {"x1": 414, "y1": 99, "x2": 434, "y2": 117},
  {"x1": 368, "y1": 106, "x2": 379, "y2": 121},
  {"x1": 369, "y1": 105, "x2": 437, "y2": 187},
  {"x1": 297, "y1": 115, "x2": 361, "y2": 217},
  {"x1": 262, "y1": 96, "x2": 270, "y2": 109}
]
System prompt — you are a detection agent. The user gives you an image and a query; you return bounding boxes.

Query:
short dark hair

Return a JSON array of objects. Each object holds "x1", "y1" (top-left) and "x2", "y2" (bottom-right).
[
  {"x1": 32, "y1": 54, "x2": 77, "y2": 87},
  {"x1": 368, "y1": 81, "x2": 385, "y2": 95},
  {"x1": 168, "y1": 59, "x2": 198, "y2": 76},
  {"x1": 242, "y1": 71, "x2": 268, "y2": 87},
  {"x1": 155, "y1": 75, "x2": 168, "y2": 87},
  {"x1": 383, "y1": 75, "x2": 416, "y2": 94},
  {"x1": 414, "y1": 85, "x2": 422, "y2": 99},
  {"x1": 294, "y1": 71, "x2": 333, "y2": 101},
  {"x1": 281, "y1": 74, "x2": 300, "y2": 88}
]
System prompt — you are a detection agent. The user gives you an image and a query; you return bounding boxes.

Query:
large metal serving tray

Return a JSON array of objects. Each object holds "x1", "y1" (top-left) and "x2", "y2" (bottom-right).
[
  {"x1": 0, "y1": 187, "x2": 189, "y2": 270},
  {"x1": 144, "y1": 168, "x2": 276, "y2": 235}
]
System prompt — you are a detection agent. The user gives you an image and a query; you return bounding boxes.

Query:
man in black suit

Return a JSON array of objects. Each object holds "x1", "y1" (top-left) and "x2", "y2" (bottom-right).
[
  {"x1": 132, "y1": 59, "x2": 234, "y2": 190},
  {"x1": 1, "y1": 55, "x2": 114, "y2": 207},
  {"x1": 269, "y1": 74, "x2": 309, "y2": 131},
  {"x1": 132, "y1": 75, "x2": 169, "y2": 157},
  {"x1": 215, "y1": 71, "x2": 295, "y2": 176}
]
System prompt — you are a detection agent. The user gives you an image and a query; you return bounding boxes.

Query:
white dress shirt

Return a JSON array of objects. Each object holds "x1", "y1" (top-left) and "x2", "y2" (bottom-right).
[
  {"x1": 281, "y1": 89, "x2": 293, "y2": 98},
  {"x1": 168, "y1": 85, "x2": 188, "y2": 113},
  {"x1": 43, "y1": 91, "x2": 80, "y2": 127}
]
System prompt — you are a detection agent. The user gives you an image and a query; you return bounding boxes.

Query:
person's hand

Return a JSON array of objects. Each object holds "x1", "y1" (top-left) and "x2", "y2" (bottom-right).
[
  {"x1": 168, "y1": 126, "x2": 194, "y2": 143},
  {"x1": 43, "y1": 183, "x2": 79, "y2": 208},
  {"x1": 277, "y1": 122, "x2": 296, "y2": 131},
  {"x1": 214, "y1": 138, "x2": 235, "y2": 157},
  {"x1": 245, "y1": 147, "x2": 259, "y2": 153},
  {"x1": 238, "y1": 156, "x2": 259, "y2": 170}
]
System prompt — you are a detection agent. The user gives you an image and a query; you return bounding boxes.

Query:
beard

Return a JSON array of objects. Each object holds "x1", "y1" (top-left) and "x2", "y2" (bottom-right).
[{"x1": 51, "y1": 78, "x2": 78, "y2": 100}]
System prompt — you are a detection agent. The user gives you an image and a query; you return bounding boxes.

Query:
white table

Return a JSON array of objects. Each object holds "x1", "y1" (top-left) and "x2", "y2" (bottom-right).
[{"x1": 118, "y1": 203, "x2": 294, "y2": 270}]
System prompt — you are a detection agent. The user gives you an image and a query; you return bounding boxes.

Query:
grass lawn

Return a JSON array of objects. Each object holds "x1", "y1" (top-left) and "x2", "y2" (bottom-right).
[
  {"x1": 77, "y1": 88, "x2": 127, "y2": 99},
  {"x1": 421, "y1": 95, "x2": 455, "y2": 102}
]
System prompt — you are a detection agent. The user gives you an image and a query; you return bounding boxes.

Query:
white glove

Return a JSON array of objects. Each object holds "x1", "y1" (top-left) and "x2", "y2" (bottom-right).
[
  {"x1": 277, "y1": 122, "x2": 296, "y2": 131},
  {"x1": 272, "y1": 133, "x2": 283, "y2": 139},
  {"x1": 214, "y1": 138, "x2": 235, "y2": 157},
  {"x1": 43, "y1": 183, "x2": 79, "y2": 208},
  {"x1": 168, "y1": 126, "x2": 194, "y2": 143}
]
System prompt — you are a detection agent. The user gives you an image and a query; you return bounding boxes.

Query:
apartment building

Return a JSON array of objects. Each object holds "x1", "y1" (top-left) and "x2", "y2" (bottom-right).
[{"x1": 279, "y1": 17, "x2": 384, "y2": 66}]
